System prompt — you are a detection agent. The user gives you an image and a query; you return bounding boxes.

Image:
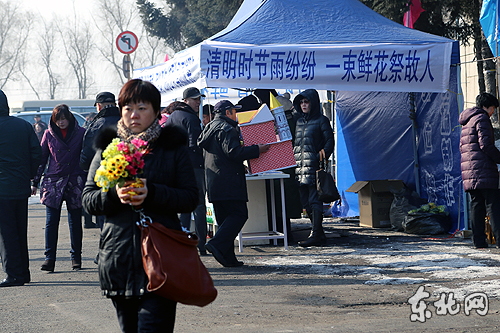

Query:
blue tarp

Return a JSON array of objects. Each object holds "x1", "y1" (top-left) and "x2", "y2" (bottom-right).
[
  {"x1": 480, "y1": 0, "x2": 500, "y2": 56},
  {"x1": 211, "y1": 0, "x2": 459, "y2": 64},
  {"x1": 336, "y1": 67, "x2": 463, "y2": 231}
]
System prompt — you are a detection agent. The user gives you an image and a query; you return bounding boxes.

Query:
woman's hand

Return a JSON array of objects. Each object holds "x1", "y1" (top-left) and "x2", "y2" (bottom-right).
[
  {"x1": 31, "y1": 186, "x2": 37, "y2": 196},
  {"x1": 116, "y1": 178, "x2": 148, "y2": 206}
]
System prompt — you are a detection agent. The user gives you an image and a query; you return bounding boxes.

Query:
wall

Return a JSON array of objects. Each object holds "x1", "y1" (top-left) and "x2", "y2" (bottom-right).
[{"x1": 460, "y1": 43, "x2": 479, "y2": 111}]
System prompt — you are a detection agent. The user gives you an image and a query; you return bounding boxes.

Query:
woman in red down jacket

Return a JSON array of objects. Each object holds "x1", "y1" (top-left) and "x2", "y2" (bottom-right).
[{"x1": 459, "y1": 92, "x2": 500, "y2": 248}]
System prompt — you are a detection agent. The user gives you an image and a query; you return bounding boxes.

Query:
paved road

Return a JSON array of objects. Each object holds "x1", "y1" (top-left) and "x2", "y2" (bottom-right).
[{"x1": 1, "y1": 199, "x2": 499, "y2": 332}]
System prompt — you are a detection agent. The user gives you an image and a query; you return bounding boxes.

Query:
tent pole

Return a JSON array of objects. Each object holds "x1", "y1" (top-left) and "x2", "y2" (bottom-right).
[
  {"x1": 409, "y1": 92, "x2": 421, "y2": 196},
  {"x1": 326, "y1": 91, "x2": 335, "y2": 177}
]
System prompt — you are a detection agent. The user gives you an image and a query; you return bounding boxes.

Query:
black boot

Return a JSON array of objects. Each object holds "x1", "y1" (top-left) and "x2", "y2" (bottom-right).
[
  {"x1": 299, "y1": 210, "x2": 326, "y2": 247},
  {"x1": 41, "y1": 259, "x2": 55, "y2": 272}
]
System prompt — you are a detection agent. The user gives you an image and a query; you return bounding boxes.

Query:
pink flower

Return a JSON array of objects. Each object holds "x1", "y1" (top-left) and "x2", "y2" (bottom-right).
[
  {"x1": 131, "y1": 138, "x2": 148, "y2": 149},
  {"x1": 126, "y1": 165, "x2": 137, "y2": 175},
  {"x1": 116, "y1": 142, "x2": 126, "y2": 152},
  {"x1": 133, "y1": 151, "x2": 143, "y2": 160}
]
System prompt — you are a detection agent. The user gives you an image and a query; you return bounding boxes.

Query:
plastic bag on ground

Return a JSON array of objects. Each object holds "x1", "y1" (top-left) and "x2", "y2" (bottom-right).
[
  {"x1": 390, "y1": 188, "x2": 425, "y2": 231},
  {"x1": 402, "y1": 212, "x2": 452, "y2": 235}
]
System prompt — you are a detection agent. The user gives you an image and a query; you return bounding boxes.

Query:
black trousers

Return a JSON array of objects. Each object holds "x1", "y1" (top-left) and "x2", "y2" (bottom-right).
[
  {"x1": 298, "y1": 184, "x2": 323, "y2": 215},
  {"x1": 111, "y1": 293, "x2": 177, "y2": 333},
  {"x1": 468, "y1": 188, "x2": 500, "y2": 247},
  {"x1": 0, "y1": 198, "x2": 30, "y2": 282},
  {"x1": 211, "y1": 200, "x2": 248, "y2": 261}
]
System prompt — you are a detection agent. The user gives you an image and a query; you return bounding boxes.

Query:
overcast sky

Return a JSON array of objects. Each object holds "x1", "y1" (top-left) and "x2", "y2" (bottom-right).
[{"x1": 19, "y1": 0, "x2": 93, "y2": 18}]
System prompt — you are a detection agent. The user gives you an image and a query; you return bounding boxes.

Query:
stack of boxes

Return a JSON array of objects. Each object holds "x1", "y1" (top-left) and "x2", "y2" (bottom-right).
[{"x1": 237, "y1": 96, "x2": 296, "y2": 174}]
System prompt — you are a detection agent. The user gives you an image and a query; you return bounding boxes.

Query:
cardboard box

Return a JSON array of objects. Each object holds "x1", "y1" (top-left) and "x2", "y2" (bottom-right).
[{"x1": 346, "y1": 180, "x2": 405, "y2": 228}]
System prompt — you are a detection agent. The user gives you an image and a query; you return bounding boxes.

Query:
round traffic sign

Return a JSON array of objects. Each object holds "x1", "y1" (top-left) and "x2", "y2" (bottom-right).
[{"x1": 116, "y1": 31, "x2": 138, "y2": 54}]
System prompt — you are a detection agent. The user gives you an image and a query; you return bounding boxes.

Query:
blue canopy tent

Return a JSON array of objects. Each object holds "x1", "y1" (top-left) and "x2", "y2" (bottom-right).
[{"x1": 135, "y1": 0, "x2": 464, "y2": 230}]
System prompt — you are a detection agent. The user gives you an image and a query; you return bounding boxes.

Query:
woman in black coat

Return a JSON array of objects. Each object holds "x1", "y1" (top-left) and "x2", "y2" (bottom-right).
[
  {"x1": 293, "y1": 89, "x2": 334, "y2": 247},
  {"x1": 82, "y1": 79, "x2": 198, "y2": 332}
]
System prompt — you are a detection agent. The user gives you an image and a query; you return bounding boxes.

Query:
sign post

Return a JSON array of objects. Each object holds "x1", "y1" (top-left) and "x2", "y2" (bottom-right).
[{"x1": 116, "y1": 31, "x2": 138, "y2": 80}]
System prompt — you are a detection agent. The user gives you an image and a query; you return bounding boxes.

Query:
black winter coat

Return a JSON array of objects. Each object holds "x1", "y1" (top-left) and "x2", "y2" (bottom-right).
[
  {"x1": 459, "y1": 106, "x2": 500, "y2": 191},
  {"x1": 0, "y1": 92, "x2": 42, "y2": 199},
  {"x1": 79, "y1": 105, "x2": 121, "y2": 171},
  {"x1": 82, "y1": 124, "x2": 198, "y2": 297},
  {"x1": 292, "y1": 89, "x2": 334, "y2": 185},
  {"x1": 197, "y1": 113, "x2": 259, "y2": 202},
  {"x1": 164, "y1": 102, "x2": 204, "y2": 169}
]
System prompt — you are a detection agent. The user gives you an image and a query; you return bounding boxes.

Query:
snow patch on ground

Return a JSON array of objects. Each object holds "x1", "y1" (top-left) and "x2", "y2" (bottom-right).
[
  {"x1": 431, "y1": 280, "x2": 500, "y2": 300},
  {"x1": 365, "y1": 277, "x2": 427, "y2": 285},
  {"x1": 254, "y1": 240, "x2": 500, "y2": 298}
]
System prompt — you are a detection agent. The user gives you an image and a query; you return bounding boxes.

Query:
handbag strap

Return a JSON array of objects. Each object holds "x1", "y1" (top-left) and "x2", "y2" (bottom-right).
[
  {"x1": 135, "y1": 207, "x2": 192, "y2": 234},
  {"x1": 319, "y1": 149, "x2": 328, "y2": 170},
  {"x1": 135, "y1": 208, "x2": 153, "y2": 228}
]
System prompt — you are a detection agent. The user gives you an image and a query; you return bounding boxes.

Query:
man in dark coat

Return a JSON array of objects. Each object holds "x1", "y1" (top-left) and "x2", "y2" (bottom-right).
[
  {"x1": 165, "y1": 87, "x2": 208, "y2": 254},
  {"x1": 80, "y1": 92, "x2": 120, "y2": 229},
  {"x1": 293, "y1": 89, "x2": 334, "y2": 247},
  {"x1": 33, "y1": 114, "x2": 48, "y2": 142},
  {"x1": 80, "y1": 92, "x2": 120, "y2": 171},
  {"x1": 459, "y1": 92, "x2": 500, "y2": 248},
  {"x1": 0, "y1": 89, "x2": 42, "y2": 287},
  {"x1": 198, "y1": 100, "x2": 269, "y2": 267}
]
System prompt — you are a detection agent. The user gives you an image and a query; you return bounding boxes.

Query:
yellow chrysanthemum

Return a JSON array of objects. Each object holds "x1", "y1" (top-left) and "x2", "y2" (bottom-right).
[
  {"x1": 100, "y1": 179, "x2": 109, "y2": 191},
  {"x1": 95, "y1": 138, "x2": 148, "y2": 192},
  {"x1": 114, "y1": 155, "x2": 125, "y2": 163},
  {"x1": 107, "y1": 160, "x2": 117, "y2": 170},
  {"x1": 102, "y1": 138, "x2": 121, "y2": 159}
]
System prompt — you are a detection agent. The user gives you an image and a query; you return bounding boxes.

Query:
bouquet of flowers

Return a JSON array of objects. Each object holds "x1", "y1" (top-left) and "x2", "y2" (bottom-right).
[{"x1": 94, "y1": 137, "x2": 148, "y2": 193}]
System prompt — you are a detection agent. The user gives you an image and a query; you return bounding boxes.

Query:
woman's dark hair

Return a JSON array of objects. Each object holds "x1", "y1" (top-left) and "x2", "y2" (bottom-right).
[
  {"x1": 203, "y1": 104, "x2": 214, "y2": 116},
  {"x1": 476, "y1": 92, "x2": 500, "y2": 109},
  {"x1": 163, "y1": 101, "x2": 182, "y2": 115},
  {"x1": 118, "y1": 79, "x2": 161, "y2": 118},
  {"x1": 51, "y1": 104, "x2": 75, "y2": 124}
]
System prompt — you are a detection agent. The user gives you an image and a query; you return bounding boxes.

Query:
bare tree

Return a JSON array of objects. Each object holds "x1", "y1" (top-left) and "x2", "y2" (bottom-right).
[
  {"x1": 38, "y1": 19, "x2": 61, "y2": 99},
  {"x1": 93, "y1": 0, "x2": 169, "y2": 85},
  {"x1": 93, "y1": 0, "x2": 137, "y2": 85},
  {"x1": 57, "y1": 16, "x2": 94, "y2": 99},
  {"x1": 139, "y1": 27, "x2": 169, "y2": 67},
  {"x1": 17, "y1": 54, "x2": 40, "y2": 100},
  {"x1": 0, "y1": 2, "x2": 32, "y2": 89}
]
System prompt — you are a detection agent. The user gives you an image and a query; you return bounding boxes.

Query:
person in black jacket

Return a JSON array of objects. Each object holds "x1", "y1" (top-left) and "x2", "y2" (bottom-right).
[
  {"x1": 293, "y1": 89, "x2": 334, "y2": 247},
  {"x1": 80, "y1": 92, "x2": 120, "y2": 172},
  {"x1": 165, "y1": 87, "x2": 208, "y2": 254},
  {"x1": 0, "y1": 89, "x2": 42, "y2": 287},
  {"x1": 198, "y1": 100, "x2": 269, "y2": 267},
  {"x1": 33, "y1": 114, "x2": 48, "y2": 142},
  {"x1": 80, "y1": 92, "x2": 120, "y2": 230},
  {"x1": 82, "y1": 79, "x2": 198, "y2": 332}
]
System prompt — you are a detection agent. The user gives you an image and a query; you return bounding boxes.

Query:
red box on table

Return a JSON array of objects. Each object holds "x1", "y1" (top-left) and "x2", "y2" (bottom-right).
[{"x1": 238, "y1": 105, "x2": 296, "y2": 175}]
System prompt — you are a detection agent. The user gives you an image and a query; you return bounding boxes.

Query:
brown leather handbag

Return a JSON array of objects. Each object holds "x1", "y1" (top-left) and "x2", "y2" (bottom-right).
[{"x1": 136, "y1": 210, "x2": 217, "y2": 307}]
